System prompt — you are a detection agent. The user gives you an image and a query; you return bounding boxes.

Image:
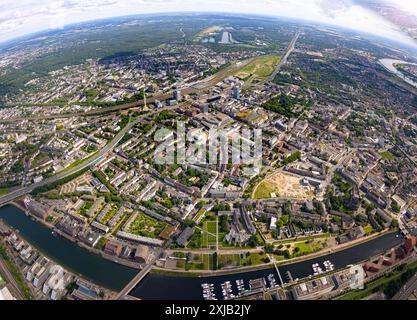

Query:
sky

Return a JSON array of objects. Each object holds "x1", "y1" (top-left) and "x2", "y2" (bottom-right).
[{"x1": 1, "y1": 0, "x2": 417, "y2": 46}]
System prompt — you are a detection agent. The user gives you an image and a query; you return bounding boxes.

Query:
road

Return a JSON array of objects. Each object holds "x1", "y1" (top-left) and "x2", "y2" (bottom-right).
[
  {"x1": 0, "y1": 57, "x2": 259, "y2": 205},
  {"x1": 166, "y1": 248, "x2": 263, "y2": 255},
  {"x1": 0, "y1": 106, "x2": 176, "y2": 207},
  {"x1": 0, "y1": 58, "x2": 256, "y2": 124},
  {"x1": 116, "y1": 248, "x2": 162, "y2": 300},
  {"x1": 116, "y1": 263, "x2": 153, "y2": 300},
  {"x1": 268, "y1": 32, "x2": 300, "y2": 82}
]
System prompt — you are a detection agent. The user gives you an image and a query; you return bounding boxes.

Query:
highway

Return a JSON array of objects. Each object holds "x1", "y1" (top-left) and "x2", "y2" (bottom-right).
[
  {"x1": 0, "y1": 57, "x2": 260, "y2": 205},
  {"x1": 267, "y1": 31, "x2": 300, "y2": 82},
  {"x1": 0, "y1": 106, "x2": 176, "y2": 207},
  {"x1": 0, "y1": 58, "x2": 256, "y2": 124}
]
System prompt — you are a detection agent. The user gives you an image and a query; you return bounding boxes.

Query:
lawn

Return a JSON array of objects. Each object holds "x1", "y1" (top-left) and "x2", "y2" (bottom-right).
[
  {"x1": 202, "y1": 220, "x2": 218, "y2": 247},
  {"x1": 57, "y1": 152, "x2": 98, "y2": 174},
  {"x1": 364, "y1": 225, "x2": 374, "y2": 236},
  {"x1": 100, "y1": 205, "x2": 119, "y2": 224},
  {"x1": 194, "y1": 208, "x2": 206, "y2": 223},
  {"x1": 379, "y1": 151, "x2": 395, "y2": 160},
  {"x1": 175, "y1": 253, "x2": 212, "y2": 271},
  {"x1": 241, "y1": 252, "x2": 270, "y2": 266},
  {"x1": 187, "y1": 228, "x2": 202, "y2": 248},
  {"x1": 79, "y1": 201, "x2": 94, "y2": 217},
  {"x1": 202, "y1": 254, "x2": 214, "y2": 270},
  {"x1": 218, "y1": 254, "x2": 241, "y2": 268},
  {"x1": 252, "y1": 180, "x2": 276, "y2": 199}
]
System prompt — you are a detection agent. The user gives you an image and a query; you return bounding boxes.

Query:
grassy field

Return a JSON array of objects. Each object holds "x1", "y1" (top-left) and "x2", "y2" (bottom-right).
[
  {"x1": 379, "y1": 151, "x2": 395, "y2": 160},
  {"x1": 241, "y1": 252, "x2": 270, "y2": 266},
  {"x1": 235, "y1": 55, "x2": 280, "y2": 86},
  {"x1": 253, "y1": 180, "x2": 276, "y2": 199},
  {"x1": 202, "y1": 220, "x2": 218, "y2": 248},
  {"x1": 364, "y1": 225, "x2": 374, "y2": 236},
  {"x1": 177, "y1": 253, "x2": 215, "y2": 271},
  {"x1": 218, "y1": 254, "x2": 241, "y2": 268},
  {"x1": 290, "y1": 240, "x2": 324, "y2": 257}
]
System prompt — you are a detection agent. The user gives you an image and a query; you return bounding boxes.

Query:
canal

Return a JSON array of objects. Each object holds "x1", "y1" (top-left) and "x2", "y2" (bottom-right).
[{"x1": 0, "y1": 204, "x2": 404, "y2": 299}]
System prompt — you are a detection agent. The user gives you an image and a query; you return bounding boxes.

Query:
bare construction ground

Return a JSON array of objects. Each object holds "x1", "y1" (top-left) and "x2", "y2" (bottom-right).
[{"x1": 253, "y1": 171, "x2": 315, "y2": 199}]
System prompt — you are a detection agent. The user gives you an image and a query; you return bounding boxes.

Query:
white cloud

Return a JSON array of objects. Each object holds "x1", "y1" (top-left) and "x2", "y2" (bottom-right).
[{"x1": 0, "y1": 0, "x2": 415, "y2": 47}]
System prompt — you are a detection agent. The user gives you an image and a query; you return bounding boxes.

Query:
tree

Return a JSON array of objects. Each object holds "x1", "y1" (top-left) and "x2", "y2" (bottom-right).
[{"x1": 391, "y1": 219, "x2": 399, "y2": 228}]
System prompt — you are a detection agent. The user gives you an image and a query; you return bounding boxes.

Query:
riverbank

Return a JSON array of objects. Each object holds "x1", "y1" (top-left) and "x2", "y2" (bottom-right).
[
  {"x1": 7, "y1": 195, "x2": 396, "y2": 282},
  {"x1": 0, "y1": 203, "x2": 404, "y2": 300},
  {"x1": 130, "y1": 231, "x2": 404, "y2": 299},
  {"x1": 0, "y1": 222, "x2": 117, "y2": 300},
  {"x1": 379, "y1": 58, "x2": 417, "y2": 91},
  {"x1": 0, "y1": 204, "x2": 138, "y2": 291},
  {"x1": 10, "y1": 197, "x2": 394, "y2": 280},
  {"x1": 10, "y1": 200, "x2": 142, "y2": 270},
  {"x1": 151, "y1": 229, "x2": 394, "y2": 278}
]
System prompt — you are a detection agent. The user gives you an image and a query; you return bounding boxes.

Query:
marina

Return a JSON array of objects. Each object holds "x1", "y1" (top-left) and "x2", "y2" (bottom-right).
[
  {"x1": 201, "y1": 283, "x2": 217, "y2": 300},
  {"x1": 131, "y1": 232, "x2": 403, "y2": 299}
]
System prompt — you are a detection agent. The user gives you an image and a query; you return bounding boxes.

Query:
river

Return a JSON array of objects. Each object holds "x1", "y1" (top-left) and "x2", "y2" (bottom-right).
[
  {"x1": 130, "y1": 231, "x2": 403, "y2": 299},
  {"x1": 0, "y1": 204, "x2": 404, "y2": 299},
  {"x1": 0, "y1": 204, "x2": 137, "y2": 291},
  {"x1": 379, "y1": 58, "x2": 417, "y2": 89}
]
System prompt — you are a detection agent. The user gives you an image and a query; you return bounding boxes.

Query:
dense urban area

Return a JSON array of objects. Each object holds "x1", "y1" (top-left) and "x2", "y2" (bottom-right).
[{"x1": 0, "y1": 14, "x2": 416, "y2": 301}]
